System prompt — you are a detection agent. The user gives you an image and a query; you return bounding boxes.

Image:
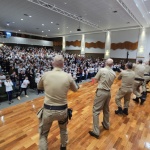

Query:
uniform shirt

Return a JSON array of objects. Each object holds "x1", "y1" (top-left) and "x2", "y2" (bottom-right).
[
  {"x1": 144, "y1": 64, "x2": 150, "y2": 75},
  {"x1": 38, "y1": 67, "x2": 78, "y2": 106},
  {"x1": 95, "y1": 66, "x2": 116, "y2": 90},
  {"x1": 118, "y1": 69, "x2": 135, "y2": 88},
  {"x1": 4, "y1": 80, "x2": 13, "y2": 92},
  {"x1": 21, "y1": 79, "x2": 30, "y2": 88},
  {"x1": 133, "y1": 64, "x2": 145, "y2": 78}
]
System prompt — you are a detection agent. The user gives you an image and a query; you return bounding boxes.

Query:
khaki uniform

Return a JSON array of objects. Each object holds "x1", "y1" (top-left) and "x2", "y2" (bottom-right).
[
  {"x1": 92, "y1": 66, "x2": 116, "y2": 136},
  {"x1": 115, "y1": 69, "x2": 135, "y2": 108},
  {"x1": 133, "y1": 64, "x2": 145, "y2": 98},
  {"x1": 38, "y1": 67, "x2": 78, "y2": 150},
  {"x1": 142, "y1": 65, "x2": 150, "y2": 92}
]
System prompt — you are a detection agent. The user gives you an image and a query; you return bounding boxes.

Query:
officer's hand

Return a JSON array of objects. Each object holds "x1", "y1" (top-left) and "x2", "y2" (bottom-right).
[{"x1": 79, "y1": 85, "x2": 82, "y2": 88}]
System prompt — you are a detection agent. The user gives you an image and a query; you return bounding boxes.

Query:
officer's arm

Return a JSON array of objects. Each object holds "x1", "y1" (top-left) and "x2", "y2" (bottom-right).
[
  {"x1": 69, "y1": 75, "x2": 79, "y2": 92},
  {"x1": 117, "y1": 72, "x2": 122, "y2": 80},
  {"x1": 94, "y1": 69, "x2": 101, "y2": 83},
  {"x1": 37, "y1": 76, "x2": 44, "y2": 90}
]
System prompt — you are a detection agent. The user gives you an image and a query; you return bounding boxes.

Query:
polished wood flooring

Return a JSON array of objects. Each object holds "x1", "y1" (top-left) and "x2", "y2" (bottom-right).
[{"x1": 0, "y1": 78, "x2": 150, "y2": 150}]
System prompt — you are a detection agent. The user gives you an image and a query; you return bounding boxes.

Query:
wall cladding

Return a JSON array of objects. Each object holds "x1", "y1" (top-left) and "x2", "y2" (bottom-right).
[
  {"x1": 111, "y1": 41, "x2": 138, "y2": 50},
  {"x1": 53, "y1": 41, "x2": 62, "y2": 46},
  {"x1": 85, "y1": 41, "x2": 105, "y2": 49},
  {"x1": 66, "y1": 40, "x2": 81, "y2": 47},
  {"x1": 66, "y1": 50, "x2": 81, "y2": 54}
]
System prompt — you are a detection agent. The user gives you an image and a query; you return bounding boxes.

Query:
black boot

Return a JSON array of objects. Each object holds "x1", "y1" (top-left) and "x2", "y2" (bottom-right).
[
  {"x1": 115, "y1": 107, "x2": 123, "y2": 115},
  {"x1": 60, "y1": 145, "x2": 66, "y2": 150},
  {"x1": 123, "y1": 108, "x2": 128, "y2": 115},
  {"x1": 140, "y1": 97, "x2": 145, "y2": 105},
  {"x1": 133, "y1": 97, "x2": 139, "y2": 103},
  {"x1": 142, "y1": 92, "x2": 147, "y2": 100}
]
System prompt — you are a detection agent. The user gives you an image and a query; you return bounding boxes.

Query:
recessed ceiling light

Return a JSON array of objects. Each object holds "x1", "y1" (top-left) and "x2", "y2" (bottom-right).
[
  {"x1": 66, "y1": 27, "x2": 68, "y2": 28},
  {"x1": 51, "y1": 22, "x2": 53, "y2": 23},
  {"x1": 58, "y1": 28, "x2": 60, "y2": 30},
  {"x1": 29, "y1": 16, "x2": 32, "y2": 17},
  {"x1": 21, "y1": 19, "x2": 23, "y2": 20},
  {"x1": 42, "y1": 24, "x2": 44, "y2": 26},
  {"x1": 64, "y1": 2, "x2": 67, "y2": 4},
  {"x1": 48, "y1": 30, "x2": 50, "y2": 31},
  {"x1": 19, "y1": 30, "x2": 21, "y2": 31},
  {"x1": 7, "y1": 23, "x2": 9, "y2": 26},
  {"x1": 42, "y1": 31, "x2": 44, "y2": 32}
]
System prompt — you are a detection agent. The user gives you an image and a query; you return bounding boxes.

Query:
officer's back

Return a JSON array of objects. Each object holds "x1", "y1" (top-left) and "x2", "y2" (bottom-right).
[
  {"x1": 40, "y1": 68, "x2": 77, "y2": 105},
  {"x1": 133, "y1": 60, "x2": 145, "y2": 78}
]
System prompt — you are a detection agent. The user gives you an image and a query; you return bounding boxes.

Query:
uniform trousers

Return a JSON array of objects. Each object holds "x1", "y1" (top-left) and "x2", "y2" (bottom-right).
[
  {"x1": 133, "y1": 81, "x2": 143, "y2": 98},
  {"x1": 115, "y1": 87, "x2": 133, "y2": 108},
  {"x1": 92, "y1": 89, "x2": 111, "y2": 136},
  {"x1": 142, "y1": 76, "x2": 150, "y2": 92},
  {"x1": 39, "y1": 108, "x2": 68, "y2": 150}
]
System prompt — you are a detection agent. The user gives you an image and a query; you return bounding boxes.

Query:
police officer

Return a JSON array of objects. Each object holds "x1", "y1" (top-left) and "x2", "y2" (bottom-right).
[
  {"x1": 89, "y1": 58, "x2": 116, "y2": 139},
  {"x1": 142, "y1": 61, "x2": 150, "y2": 99},
  {"x1": 37, "y1": 55, "x2": 79, "y2": 150},
  {"x1": 115, "y1": 62, "x2": 135, "y2": 115},
  {"x1": 133, "y1": 60, "x2": 145, "y2": 105}
]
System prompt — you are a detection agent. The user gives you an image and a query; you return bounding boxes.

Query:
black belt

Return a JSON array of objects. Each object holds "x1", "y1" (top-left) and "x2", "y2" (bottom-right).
[
  {"x1": 44, "y1": 104, "x2": 67, "y2": 110},
  {"x1": 144, "y1": 74, "x2": 150, "y2": 76},
  {"x1": 135, "y1": 78, "x2": 144, "y2": 81},
  {"x1": 97, "y1": 89, "x2": 110, "y2": 92}
]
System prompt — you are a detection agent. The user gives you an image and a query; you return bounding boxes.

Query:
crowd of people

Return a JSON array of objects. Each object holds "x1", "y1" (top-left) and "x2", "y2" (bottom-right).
[{"x1": 0, "y1": 45, "x2": 124, "y2": 104}]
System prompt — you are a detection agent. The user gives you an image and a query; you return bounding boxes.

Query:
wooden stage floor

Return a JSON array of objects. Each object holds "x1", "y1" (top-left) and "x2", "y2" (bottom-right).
[{"x1": 0, "y1": 79, "x2": 150, "y2": 150}]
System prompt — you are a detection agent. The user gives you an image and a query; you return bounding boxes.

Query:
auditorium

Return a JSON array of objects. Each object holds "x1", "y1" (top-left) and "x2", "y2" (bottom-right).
[{"x1": 0, "y1": 0, "x2": 150, "y2": 150}]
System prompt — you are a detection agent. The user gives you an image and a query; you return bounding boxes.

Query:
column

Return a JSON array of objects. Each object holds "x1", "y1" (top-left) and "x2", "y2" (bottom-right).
[
  {"x1": 81, "y1": 34, "x2": 85, "y2": 56},
  {"x1": 62, "y1": 36, "x2": 66, "y2": 51},
  {"x1": 136, "y1": 28, "x2": 146, "y2": 61},
  {"x1": 104, "y1": 31, "x2": 111, "y2": 59}
]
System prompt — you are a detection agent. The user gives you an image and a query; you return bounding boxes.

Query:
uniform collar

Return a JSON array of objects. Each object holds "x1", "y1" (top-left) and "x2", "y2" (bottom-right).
[
  {"x1": 105, "y1": 66, "x2": 111, "y2": 70},
  {"x1": 53, "y1": 67, "x2": 62, "y2": 71},
  {"x1": 126, "y1": 69, "x2": 132, "y2": 71}
]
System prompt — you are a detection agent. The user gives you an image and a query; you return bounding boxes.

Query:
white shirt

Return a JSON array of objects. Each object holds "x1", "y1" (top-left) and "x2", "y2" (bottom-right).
[
  {"x1": 4, "y1": 80, "x2": 13, "y2": 92},
  {"x1": 35, "y1": 77, "x2": 41, "y2": 85},
  {"x1": 21, "y1": 79, "x2": 30, "y2": 88}
]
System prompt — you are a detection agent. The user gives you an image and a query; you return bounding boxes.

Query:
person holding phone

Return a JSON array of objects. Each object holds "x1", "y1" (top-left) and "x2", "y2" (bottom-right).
[{"x1": 4, "y1": 75, "x2": 13, "y2": 104}]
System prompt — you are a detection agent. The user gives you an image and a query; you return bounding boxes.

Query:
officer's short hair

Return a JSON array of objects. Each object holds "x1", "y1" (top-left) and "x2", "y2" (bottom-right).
[
  {"x1": 106, "y1": 58, "x2": 113, "y2": 67},
  {"x1": 138, "y1": 59, "x2": 143, "y2": 64},
  {"x1": 53, "y1": 55, "x2": 64, "y2": 68},
  {"x1": 126, "y1": 62, "x2": 133, "y2": 69},
  {"x1": 53, "y1": 55, "x2": 64, "y2": 63}
]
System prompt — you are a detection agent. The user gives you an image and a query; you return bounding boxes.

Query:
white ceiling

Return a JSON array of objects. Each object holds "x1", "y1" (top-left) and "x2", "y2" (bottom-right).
[{"x1": 0, "y1": 0, "x2": 149, "y2": 38}]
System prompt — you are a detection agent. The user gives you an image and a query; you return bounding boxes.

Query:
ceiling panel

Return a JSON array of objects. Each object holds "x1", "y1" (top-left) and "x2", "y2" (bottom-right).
[{"x1": 0, "y1": 0, "x2": 144, "y2": 37}]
